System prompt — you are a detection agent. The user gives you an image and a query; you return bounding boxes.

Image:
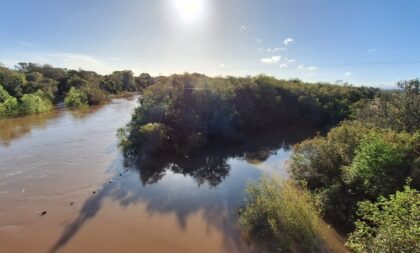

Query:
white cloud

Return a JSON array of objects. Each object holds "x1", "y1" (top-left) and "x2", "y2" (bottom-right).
[
  {"x1": 344, "y1": 72, "x2": 352, "y2": 77},
  {"x1": 279, "y1": 64, "x2": 288, "y2": 69},
  {"x1": 306, "y1": 66, "x2": 317, "y2": 71},
  {"x1": 266, "y1": 48, "x2": 281, "y2": 52},
  {"x1": 261, "y1": 56, "x2": 281, "y2": 64},
  {"x1": 219, "y1": 63, "x2": 226, "y2": 68},
  {"x1": 239, "y1": 25, "x2": 247, "y2": 32},
  {"x1": 257, "y1": 38, "x2": 261, "y2": 43},
  {"x1": 283, "y1": 37, "x2": 294, "y2": 46},
  {"x1": 297, "y1": 65, "x2": 317, "y2": 71},
  {"x1": 257, "y1": 47, "x2": 265, "y2": 51},
  {"x1": 287, "y1": 59, "x2": 296, "y2": 63}
]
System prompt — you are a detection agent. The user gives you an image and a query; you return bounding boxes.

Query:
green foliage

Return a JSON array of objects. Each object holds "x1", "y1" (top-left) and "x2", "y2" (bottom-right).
[
  {"x1": 344, "y1": 132, "x2": 418, "y2": 198},
  {"x1": 64, "y1": 87, "x2": 88, "y2": 108},
  {"x1": 289, "y1": 121, "x2": 420, "y2": 227},
  {"x1": 20, "y1": 90, "x2": 53, "y2": 114},
  {"x1": 0, "y1": 66, "x2": 26, "y2": 97},
  {"x1": 122, "y1": 74, "x2": 376, "y2": 155},
  {"x1": 0, "y1": 84, "x2": 53, "y2": 117},
  {"x1": 80, "y1": 85, "x2": 108, "y2": 105},
  {"x1": 102, "y1": 70, "x2": 138, "y2": 93},
  {"x1": 130, "y1": 123, "x2": 169, "y2": 154},
  {"x1": 354, "y1": 79, "x2": 420, "y2": 132},
  {"x1": 346, "y1": 185, "x2": 420, "y2": 253},
  {"x1": 0, "y1": 63, "x2": 151, "y2": 115},
  {"x1": 239, "y1": 177, "x2": 321, "y2": 252},
  {"x1": 0, "y1": 84, "x2": 20, "y2": 117}
]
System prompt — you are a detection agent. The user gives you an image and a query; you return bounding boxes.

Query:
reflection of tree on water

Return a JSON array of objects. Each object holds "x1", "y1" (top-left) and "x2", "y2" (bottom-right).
[
  {"x1": 0, "y1": 104, "x2": 106, "y2": 146},
  {"x1": 50, "y1": 127, "x2": 316, "y2": 253},
  {"x1": 0, "y1": 110, "x2": 62, "y2": 146},
  {"x1": 128, "y1": 126, "x2": 316, "y2": 187}
]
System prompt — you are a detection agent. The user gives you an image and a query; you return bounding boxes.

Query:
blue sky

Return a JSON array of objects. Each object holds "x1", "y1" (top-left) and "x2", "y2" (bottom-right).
[{"x1": 0, "y1": 0, "x2": 419, "y2": 87}]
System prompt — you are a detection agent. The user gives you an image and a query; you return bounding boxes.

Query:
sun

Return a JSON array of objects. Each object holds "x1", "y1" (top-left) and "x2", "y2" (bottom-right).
[{"x1": 174, "y1": 0, "x2": 205, "y2": 24}]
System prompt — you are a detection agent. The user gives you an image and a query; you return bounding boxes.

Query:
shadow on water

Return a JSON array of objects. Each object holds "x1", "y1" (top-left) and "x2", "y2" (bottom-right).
[{"x1": 49, "y1": 127, "x2": 317, "y2": 253}]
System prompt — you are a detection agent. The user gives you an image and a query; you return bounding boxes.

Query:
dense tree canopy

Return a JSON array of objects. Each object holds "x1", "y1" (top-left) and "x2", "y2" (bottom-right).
[{"x1": 120, "y1": 74, "x2": 378, "y2": 156}]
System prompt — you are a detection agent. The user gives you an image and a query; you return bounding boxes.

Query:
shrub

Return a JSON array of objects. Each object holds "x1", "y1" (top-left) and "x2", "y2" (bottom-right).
[
  {"x1": 0, "y1": 84, "x2": 20, "y2": 117},
  {"x1": 289, "y1": 121, "x2": 419, "y2": 227},
  {"x1": 344, "y1": 132, "x2": 418, "y2": 198},
  {"x1": 128, "y1": 123, "x2": 169, "y2": 154},
  {"x1": 80, "y1": 86, "x2": 108, "y2": 105},
  {"x1": 239, "y1": 177, "x2": 321, "y2": 252},
  {"x1": 346, "y1": 185, "x2": 420, "y2": 253},
  {"x1": 64, "y1": 87, "x2": 88, "y2": 108},
  {"x1": 20, "y1": 90, "x2": 53, "y2": 114}
]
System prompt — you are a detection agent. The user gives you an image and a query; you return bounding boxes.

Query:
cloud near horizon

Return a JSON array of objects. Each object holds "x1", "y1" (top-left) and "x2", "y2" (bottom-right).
[{"x1": 261, "y1": 56, "x2": 281, "y2": 64}]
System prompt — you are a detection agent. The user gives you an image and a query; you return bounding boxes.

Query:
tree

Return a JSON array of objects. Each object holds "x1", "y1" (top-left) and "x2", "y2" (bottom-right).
[
  {"x1": 346, "y1": 185, "x2": 420, "y2": 253},
  {"x1": 355, "y1": 79, "x2": 420, "y2": 132},
  {"x1": 64, "y1": 87, "x2": 88, "y2": 108}
]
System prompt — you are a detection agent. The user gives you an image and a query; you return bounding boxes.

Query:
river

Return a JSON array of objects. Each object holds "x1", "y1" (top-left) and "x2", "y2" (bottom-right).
[{"x1": 0, "y1": 96, "x2": 347, "y2": 253}]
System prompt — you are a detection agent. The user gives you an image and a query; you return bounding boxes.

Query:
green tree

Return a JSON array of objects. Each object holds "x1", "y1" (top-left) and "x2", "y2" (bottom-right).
[
  {"x1": 20, "y1": 90, "x2": 53, "y2": 114},
  {"x1": 0, "y1": 84, "x2": 20, "y2": 117},
  {"x1": 355, "y1": 79, "x2": 420, "y2": 132},
  {"x1": 346, "y1": 185, "x2": 420, "y2": 253},
  {"x1": 64, "y1": 87, "x2": 88, "y2": 108},
  {"x1": 344, "y1": 132, "x2": 418, "y2": 198}
]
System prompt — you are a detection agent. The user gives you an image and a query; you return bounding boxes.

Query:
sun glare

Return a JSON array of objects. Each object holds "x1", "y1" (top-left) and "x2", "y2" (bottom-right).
[{"x1": 174, "y1": 0, "x2": 205, "y2": 24}]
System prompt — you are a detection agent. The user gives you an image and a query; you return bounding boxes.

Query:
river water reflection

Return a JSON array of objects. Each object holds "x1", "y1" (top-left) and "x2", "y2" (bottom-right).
[{"x1": 0, "y1": 96, "x2": 345, "y2": 253}]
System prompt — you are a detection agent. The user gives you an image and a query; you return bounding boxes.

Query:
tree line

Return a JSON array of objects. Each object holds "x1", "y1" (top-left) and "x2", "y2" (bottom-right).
[
  {"x1": 118, "y1": 73, "x2": 378, "y2": 156},
  {"x1": 0, "y1": 63, "x2": 154, "y2": 117}
]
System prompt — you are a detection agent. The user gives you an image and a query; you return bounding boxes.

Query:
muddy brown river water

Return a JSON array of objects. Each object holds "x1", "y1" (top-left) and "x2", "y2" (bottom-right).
[{"x1": 0, "y1": 96, "x2": 348, "y2": 253}]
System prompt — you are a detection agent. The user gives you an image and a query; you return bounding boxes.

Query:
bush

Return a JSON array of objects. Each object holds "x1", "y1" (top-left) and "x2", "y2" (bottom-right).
[
  {"x1": 125, "y1": 123, "x2": 169, "y2": 154},
  {"x1": 289, "y1": 121, "x2": 419, "y2": 227},
  {"x1": 20, "y1": 90, "x2": 53, "y2": 114},
  {"x1": 346, "y1": 185, "x2": 420, "y2": 253},
  {"x1": 80, "y1": 86, "x2": 108, "y2": 105},
  {"x1": 239, "y1": 177, "x2": 321, "y2": 252},
  {"x1": 0, "y1": 84, "x2": 20, "y2": 117},
  {"x1": 344, "y1": 132, "x2": 418, "y2": 198},
  {"x1": 64, "y1": 87, "x2": 88, "y2": 108}
]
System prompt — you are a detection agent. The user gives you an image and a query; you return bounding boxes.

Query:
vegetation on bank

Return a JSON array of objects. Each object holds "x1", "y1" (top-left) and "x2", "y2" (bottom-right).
[
  {"x1": 119, "y1": 73, "x2": 378, "y2": 156},
  {"x1": 239, "y1": 177, "x2": 322, "y2": 252},
  {"x1": 230, "y1": 80, "x2": 419, "y2": 252},
  {"x1": 0, "y1": 63, "x2": 154, "y2": 117},
  {"x1": 0, "y1": 84, "x2": 52, "y2": 117},
  {"x1": 346, "y1": 184, "x2": 420, "y2": 253},
  {"x1": 285, "y1": 80, "x2": 420, "y2": 252}
]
